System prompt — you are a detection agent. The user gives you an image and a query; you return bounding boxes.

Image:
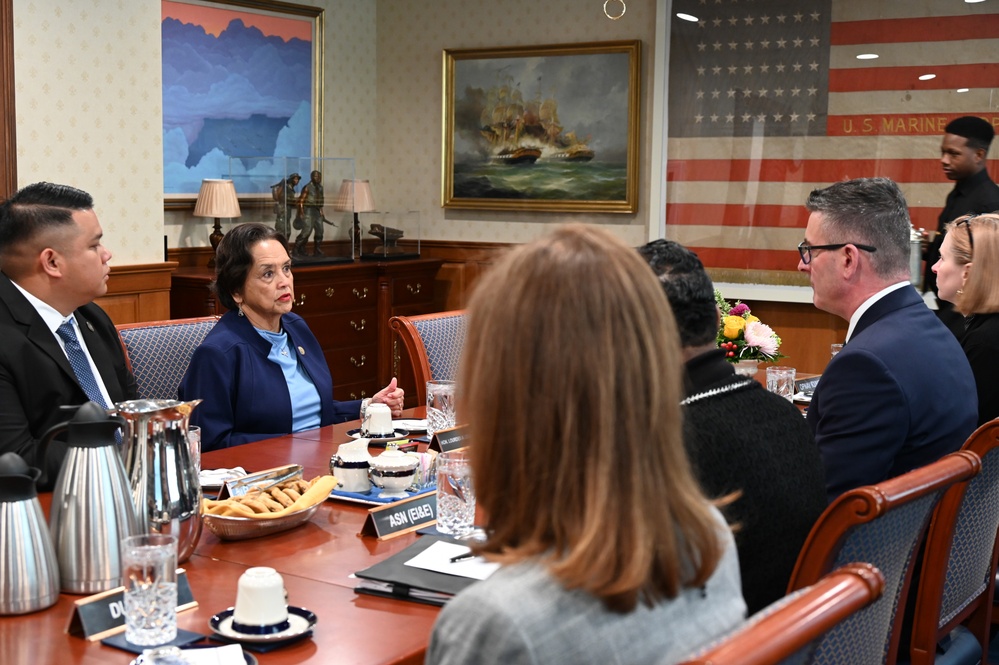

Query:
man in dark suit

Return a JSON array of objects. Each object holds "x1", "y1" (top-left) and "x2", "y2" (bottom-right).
[
  {"x1": 0, "y1": 182, "x2": 135, "y2": 488},
  {"x1": 798, "y1": 177, "x2": 977, "y2": 502},
  {"x1": 923, "y1": 116, "x2": 999, "y2": 335}
]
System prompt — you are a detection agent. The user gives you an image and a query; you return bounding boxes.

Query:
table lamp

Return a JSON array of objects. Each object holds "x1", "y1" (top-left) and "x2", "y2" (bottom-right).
[
  {"x1": 193, "y1": 179, "x2": 241, "y2": 268},
  {"x1": 333, "y1": 179, "x2": 375, "y2": 258}
]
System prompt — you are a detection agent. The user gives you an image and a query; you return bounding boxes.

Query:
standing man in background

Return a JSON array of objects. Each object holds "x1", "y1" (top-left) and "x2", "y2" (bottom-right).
[
  {"x1": 924, "y1": 116, "x2": 999, "y2": 335},
  {"x1": 0, "y1": 182, "x2": 136, "y2": 488}
]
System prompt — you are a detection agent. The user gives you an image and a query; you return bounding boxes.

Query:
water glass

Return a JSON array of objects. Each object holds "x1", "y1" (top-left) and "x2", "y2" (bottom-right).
[
  {"x1": 426, "y1": 380, "x2": 456, "y2": 438},
  {"x1": 830, "y1": 343, "x2": 844, "y2": 358},
  {"x1": 436, "y1": 450, "x2": 475, "y2": 537},
  {"x1": 766, "y1": 366, "x2": 796, "y2": 402},
  {"x1": 121, "y1": 534, "x2": 178, "y2": 646}
]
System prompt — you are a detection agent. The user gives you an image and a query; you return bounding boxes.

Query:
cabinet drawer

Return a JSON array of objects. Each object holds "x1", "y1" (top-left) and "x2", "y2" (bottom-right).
[
  {"x1": 392, "y1": 275, "x2": 434, "y2": 307},
  {"x1": 326, "y1": 343, "x2": 379, "y2": 385},
  {"x1": 334, "y1": 379, "x2": 381, "y2": 403},
  {"x1": 308, "y1": 309, "x2": 378, "y2": 350},
  {"x1": 293, "y1": 276, "x2": 378, "y2": 312}
]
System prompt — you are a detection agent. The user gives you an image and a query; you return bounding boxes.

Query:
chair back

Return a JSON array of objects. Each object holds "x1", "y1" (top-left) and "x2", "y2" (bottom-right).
[
  {"x1": 909, "y1": 420, "x2": 999, "y2": 664},
  {"x1": 116, "y1": 316, "x2": 219, "y2": 400},
  {"x1": 389, "y1": 310, "x2": 466, "y2": 405},
  {"x1": 785, "y1": 451, "x2": 980, "y2": 665},
  {"x1": 679, "y1": 563, "x2": 885, "y2": 665}
]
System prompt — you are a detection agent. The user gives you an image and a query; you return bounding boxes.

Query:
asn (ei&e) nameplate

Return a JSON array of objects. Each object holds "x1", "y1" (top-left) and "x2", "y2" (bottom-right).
[
  {"x1": 66, "y1": 569, "x2": 196, "y2": 641},
  {"x1": 361, "y1": 491, "x2": 437, "y2": 540},
  {"x1": 429, "y1": 425, "x2": 467, "y2": 453}
]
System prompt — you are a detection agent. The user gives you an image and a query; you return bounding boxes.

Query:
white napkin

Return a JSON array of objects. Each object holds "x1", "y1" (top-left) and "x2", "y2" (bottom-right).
[{"x1": 199, "y1": 467, "x2": 247, "y2": 487}]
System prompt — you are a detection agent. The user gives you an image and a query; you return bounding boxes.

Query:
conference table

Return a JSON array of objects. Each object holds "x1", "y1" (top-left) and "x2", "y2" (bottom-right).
[{"x1": 2, "y1": 411, "x2": 440, "y2": 665}]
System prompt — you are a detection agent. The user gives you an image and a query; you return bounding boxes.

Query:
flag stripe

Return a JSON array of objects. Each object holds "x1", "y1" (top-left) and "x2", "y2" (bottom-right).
[
  {"x1": 683, "y1": 247, "x2": 802, "y2": 272},
  {"x1": 829, "y1": 64, "x2": 999, "y2": 92},
  {"x1": 665, "y1": 202, "x2": 941, "y2": 230},
  {"x1": 828, "y1": 90, "x2": 996, "y2": 115},
  {"x1": 830, "y1": 16, "x2": 999, "y2": 45},
  {"x1": 830, "y1": 39, "x2": 998, "y2": 69},
  {"x1": 667, "y1": 158, "x2": 945, "y2": 183}
]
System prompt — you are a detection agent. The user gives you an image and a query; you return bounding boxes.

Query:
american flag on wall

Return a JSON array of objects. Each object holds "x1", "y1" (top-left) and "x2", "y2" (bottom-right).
[{"x1": 665, "y1": 0, "x2": 999, "y2": 284}]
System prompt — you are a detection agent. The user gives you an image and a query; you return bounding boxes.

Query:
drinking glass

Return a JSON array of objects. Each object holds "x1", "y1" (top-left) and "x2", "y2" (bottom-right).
[
  {"x1": 426, "y1": 380, "x2": 456, "y2": 438},
  {"x1": 436, "y1": 449, "x2": 475, "y2": 537},
  {"x1": 830, "y1": 343, "x2": 844, "y2": 358},
  {"x1": 121, "y1": 534, "x2": 178, "y2": 646},
  {"x1": 766, "y1": 366, "x2": 796, "y2": 402},
  {"x1": 187, "y1": 426, "x2": 201, "y2": 477}
]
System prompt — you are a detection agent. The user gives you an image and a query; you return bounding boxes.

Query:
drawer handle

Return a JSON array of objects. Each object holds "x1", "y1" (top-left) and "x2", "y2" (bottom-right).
[
  {"x1": 353, "y1": 287, "x2": 369, "y2": 300},
  {"x1": 350, "y1": 391, "x2": 369, "y2": 400},
  {"x1": 325, "y1": 287, "x2": 335, "y2": 297},
  {"x1": 406, "y1": 282, "x2": 422, "y2": 295},
  {"x1": 294, "y1": 293, "x2": 307, "y2": 307},
  {"x1": 350, "y1": 355, "x2": 366, "y2": 367},
  {"x1": 350, "y1": 318, "x2": 366, "y2": 331}
]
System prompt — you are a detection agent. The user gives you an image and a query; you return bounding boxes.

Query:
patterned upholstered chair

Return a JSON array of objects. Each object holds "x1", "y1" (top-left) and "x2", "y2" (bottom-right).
[
  {"x1": 389, "y1": 310, "x2": 466, "y2": 406},
  {"x1": 116, "y1": 316, "x2": 219, "y2": 400},
  {"x1": 785, "y1": 451, "x2": 981, "y2": 665},
  {"x1": 908, "y1": 420, "x2": 999, "y2": 665},
  {"x1": 679, "y1": 563, "x2": 885, "y2": 665}
]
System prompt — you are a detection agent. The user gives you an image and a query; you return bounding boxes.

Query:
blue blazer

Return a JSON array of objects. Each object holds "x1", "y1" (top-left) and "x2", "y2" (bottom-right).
[
  {"x1": 178, "y1": 310, "x2": 360, "y2": 451},
  {"x1": 808, "y1": 285, "x2": 977, "y2": 501}
]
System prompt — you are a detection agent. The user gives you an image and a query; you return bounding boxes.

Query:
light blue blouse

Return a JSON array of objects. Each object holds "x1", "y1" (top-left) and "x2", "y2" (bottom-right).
[{"x1": 256, "y1": 327, "x2": 322, "y2": 433}]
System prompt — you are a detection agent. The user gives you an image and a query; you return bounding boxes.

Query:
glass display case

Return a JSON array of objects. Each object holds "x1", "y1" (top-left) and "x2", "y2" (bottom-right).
[
  {"x1": 228, "y1": 157, "x2": 356, "y2": 264},
  {"x1": 357, "y1": 210, "x2": 421, "y2": 261}
]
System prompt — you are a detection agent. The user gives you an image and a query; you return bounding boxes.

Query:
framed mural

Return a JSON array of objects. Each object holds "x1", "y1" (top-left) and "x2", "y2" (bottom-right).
[
  {"x1": 161, "y1": 0, "x2": 323, "y2": 208},
  {"x1": 442, "y1": 41, "x2": 641, "y2": 214}
]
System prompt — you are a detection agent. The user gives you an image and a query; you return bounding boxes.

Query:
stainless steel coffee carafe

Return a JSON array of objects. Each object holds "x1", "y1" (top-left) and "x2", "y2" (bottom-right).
[
  {"x1": 118, "y1": 399, "x2": 203, "y2": 563},
  {"x1": 0, "y1": 452, "x2": 60, "y2": 614},
  {"x1": 37, "y1": 401, "x2": 137, "y2": 594}
]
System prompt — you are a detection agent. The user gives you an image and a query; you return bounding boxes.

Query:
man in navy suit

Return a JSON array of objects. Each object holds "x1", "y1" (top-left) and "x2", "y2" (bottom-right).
[
  {"x1": 798, "y1": 177, "x2": 977, "y2": 502},
  {"x1": 0, "y1": 182, "x2": 136, "y2": 488}
]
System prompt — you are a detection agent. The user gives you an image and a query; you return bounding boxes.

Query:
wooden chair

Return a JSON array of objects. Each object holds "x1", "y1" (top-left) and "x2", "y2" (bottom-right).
[
  {"x1": 908, "y1": 420, "x2": 999, "y2": 665},
  {"x1": 388, "y1": 310, "x2": 465, "y2": 405},
  {"x1": 116, "y1": 316, "x2": 219, "y2": 400},
  {"x1": 679, "y1": 563, "x2": 885, "y2": 665},
  {"x1": 786, "y1": 451, "x2": 981, "y2": 665}
]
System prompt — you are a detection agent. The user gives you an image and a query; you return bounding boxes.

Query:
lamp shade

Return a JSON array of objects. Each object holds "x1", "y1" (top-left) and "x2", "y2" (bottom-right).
[
  {"x1": 333, "y1": 179, "x2": 375, "y2": 213},
  {"x1": 193, "y1": 179, "x2": 241, "y2": 218}
]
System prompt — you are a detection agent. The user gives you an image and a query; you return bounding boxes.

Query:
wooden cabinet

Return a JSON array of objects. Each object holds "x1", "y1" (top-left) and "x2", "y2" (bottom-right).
[{"x1": 171, "y1": 258, "x2": 442, "y2": 407}]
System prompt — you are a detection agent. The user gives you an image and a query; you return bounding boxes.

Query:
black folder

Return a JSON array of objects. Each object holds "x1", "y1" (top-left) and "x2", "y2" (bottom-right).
[{"x1": 353, "y1": 536, "x2": 481, "y2": 607}]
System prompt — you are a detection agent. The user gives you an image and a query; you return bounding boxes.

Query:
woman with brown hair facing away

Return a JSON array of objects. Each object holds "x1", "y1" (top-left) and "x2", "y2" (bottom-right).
[
  {"x1": 425, "y1": 224, "x2": 746, "y2": 665},
  {"x1": 933, "y1": 212, "x2": 999, "y2": 425}
]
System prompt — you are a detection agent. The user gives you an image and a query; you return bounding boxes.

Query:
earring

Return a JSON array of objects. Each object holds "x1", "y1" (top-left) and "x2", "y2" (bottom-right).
[
  {"x1": 957, "y1": 289, "x2": 964, "y2": 295},
  {"x1": 237, "y1": 304, "x2": 245, "y2": 317}
]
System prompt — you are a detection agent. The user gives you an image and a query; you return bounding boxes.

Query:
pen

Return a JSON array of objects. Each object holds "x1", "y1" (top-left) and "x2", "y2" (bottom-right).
[{"x1": 449, "y1": 551, "x2": 475, "y2": 563}]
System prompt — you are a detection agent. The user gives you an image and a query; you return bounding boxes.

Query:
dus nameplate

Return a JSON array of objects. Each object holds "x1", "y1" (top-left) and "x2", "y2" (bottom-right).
[
  {"x1": 429, "y1": 425, "x2": 467, "y2": 453},
  {"x1": 66, "y1": 569, "x2": 196, "y2": 641},
  {"x1": 361, "y1": 492, "x2": 437, "y2": 540}
]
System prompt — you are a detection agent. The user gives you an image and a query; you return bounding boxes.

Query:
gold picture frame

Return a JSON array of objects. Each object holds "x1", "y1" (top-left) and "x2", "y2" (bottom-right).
[{"x1": 442, "y1": 40, "x2": 641, "y2": 214}]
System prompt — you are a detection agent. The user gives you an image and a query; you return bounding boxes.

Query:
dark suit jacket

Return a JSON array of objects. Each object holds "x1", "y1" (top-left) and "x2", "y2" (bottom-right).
[
  {"x1": 807, "y1": 285, "x2": 978, "y2": 502},
  {"x1": 178, "y1": 310, "x2": 360, "y2": 452},
  {"x1": 0, "y1": 273, "x2": 136, "y2": 488}
]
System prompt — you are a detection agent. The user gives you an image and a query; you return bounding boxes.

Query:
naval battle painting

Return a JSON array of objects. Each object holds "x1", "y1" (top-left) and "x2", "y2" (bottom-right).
[{"x1": 442, "y1": 41, "x2": 641, "y2": 214}]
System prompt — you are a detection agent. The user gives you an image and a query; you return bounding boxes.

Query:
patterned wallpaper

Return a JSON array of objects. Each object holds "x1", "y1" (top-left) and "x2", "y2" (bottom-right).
[
  {"x1": 13, "y1": 0, "x2": 164, "y2": 265},
  {"x1": 13, "y1": 0, "x2": 658, "y2": 263}
]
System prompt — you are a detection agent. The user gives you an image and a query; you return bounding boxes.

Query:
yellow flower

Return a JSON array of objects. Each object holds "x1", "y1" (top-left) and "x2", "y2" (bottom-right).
[
  {"x1": 746, "y1": 314, "x2": 760, "y2": 323},
  {"x1": 722, "y1": 315, "x2": 746, "y2": 339}
]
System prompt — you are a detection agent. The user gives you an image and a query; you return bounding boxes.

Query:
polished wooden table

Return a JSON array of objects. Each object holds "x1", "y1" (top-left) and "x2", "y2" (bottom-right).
[{"x1": 2, "y1": 413, "x2": 439, "y2": 664}]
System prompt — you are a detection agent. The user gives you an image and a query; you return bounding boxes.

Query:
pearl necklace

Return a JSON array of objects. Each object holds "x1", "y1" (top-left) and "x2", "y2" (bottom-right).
[{"x1": 680, "y1": 378, "x2": 756, "y2": 406}]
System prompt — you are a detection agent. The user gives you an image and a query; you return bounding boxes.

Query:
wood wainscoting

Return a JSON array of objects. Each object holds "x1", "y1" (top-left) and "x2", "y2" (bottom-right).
[{"x1": 95, "y1": 262, "x2": 177, "y2": 325}]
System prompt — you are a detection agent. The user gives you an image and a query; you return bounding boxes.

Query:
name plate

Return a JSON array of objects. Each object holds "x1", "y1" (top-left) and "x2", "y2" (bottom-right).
[
  {"x1": 361, "y1": 492, "x2": 437, "y2": 540},
  {"x1": 66, "y1": 569, "x2": 196, "y2": 641},
  {"x1": 429, "y1": 425, "x2": 468, "y2": 453},
  {"x1": 795, "y1": 375, "x2": 820, "y2": 394}
]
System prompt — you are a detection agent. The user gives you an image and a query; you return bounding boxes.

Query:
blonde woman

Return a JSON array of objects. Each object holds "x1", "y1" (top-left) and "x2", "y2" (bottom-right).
[
  {"x1": 933, "y1": 212, "x2": 999, "y2": 424},
  {"x1": 426, "y1": 224, "x2": 746, "y2": 665}
]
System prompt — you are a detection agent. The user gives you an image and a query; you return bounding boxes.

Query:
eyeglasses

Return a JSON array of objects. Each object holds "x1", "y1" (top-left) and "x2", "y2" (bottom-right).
[
  {"x1": 797, "y1": 241, "x2": 877, "y2": 265},
  {"x1": 956, "y1": 217, "x2": 975, "y2": 255}
]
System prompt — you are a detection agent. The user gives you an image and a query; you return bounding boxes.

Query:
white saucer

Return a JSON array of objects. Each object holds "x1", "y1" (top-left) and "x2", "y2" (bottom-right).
[
  {"x1": 346, "y1": 428, "x2": 410, "y2": 444},
  {"x1": 394, "y1": 419, "x2": 427, "y2": 433},
  {"x1": 209, "y1": 605, "x2": 317, "y2": 643},
  {"x1": 793, "y1": 392, "x2": 812, "y2": 404}
]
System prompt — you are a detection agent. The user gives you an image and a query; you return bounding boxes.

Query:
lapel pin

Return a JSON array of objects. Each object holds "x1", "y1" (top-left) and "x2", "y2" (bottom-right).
[
  {"x1": 85, "y1": 321, "x2": 95, "y2": 332},
  {"x1": 298, "y1": 346, "x2": 306, "y2": 355}
]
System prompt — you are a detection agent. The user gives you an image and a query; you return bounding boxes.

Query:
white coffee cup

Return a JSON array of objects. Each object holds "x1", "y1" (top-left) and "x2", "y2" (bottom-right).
[
  {"x1": 361, "y1": 402, "x2": 394, "y2": 438},
  {"x1": 231, "y1": 567, "x2": 289, "y2": 634}
]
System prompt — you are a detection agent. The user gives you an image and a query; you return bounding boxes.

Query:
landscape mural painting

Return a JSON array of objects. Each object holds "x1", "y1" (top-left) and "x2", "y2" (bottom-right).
[
  {"x1": 442, "y1": 41, "x2": 641, "y2": 213},
  {"x1": 161, "y1": 0, "x2": 321, "y2": 204}
]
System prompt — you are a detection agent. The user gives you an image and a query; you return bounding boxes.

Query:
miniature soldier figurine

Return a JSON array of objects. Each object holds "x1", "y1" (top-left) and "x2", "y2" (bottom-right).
[
  {"x1": 293, "y1": 170, "x2": 329, "y2": 257},
  {"x1": 271, "y1": 173, "x2": 301, "y2": 238}
]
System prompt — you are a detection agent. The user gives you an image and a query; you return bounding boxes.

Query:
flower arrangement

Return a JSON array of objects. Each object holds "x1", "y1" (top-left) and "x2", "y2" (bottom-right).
[{"x1": 714, "y1": 291, "x2": 785, "y2": 363}]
